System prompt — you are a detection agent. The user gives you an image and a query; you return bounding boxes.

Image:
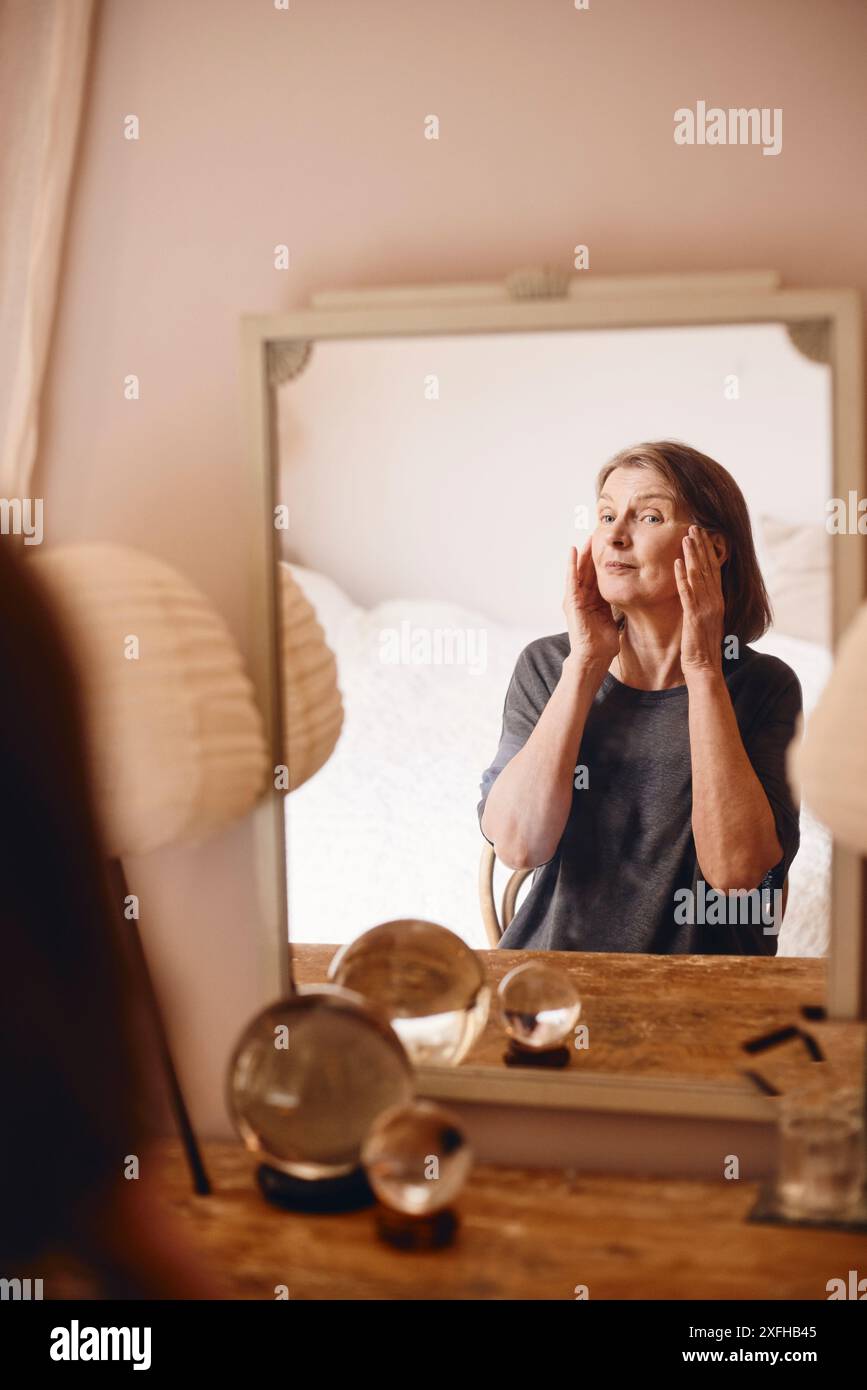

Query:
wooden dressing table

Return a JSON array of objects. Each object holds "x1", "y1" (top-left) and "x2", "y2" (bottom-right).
[
  {"x1": 43, "y1": 947, "x2": 865, "y2": 1300},
  {"x1": 135, "y1": 944, "x2": 860, "y2": 1299},
  {"x1": 297, "y1": 944, "x2": 864, "y2": 1124},
  {"x1": 294, "y1": 945, "x2": 846, "y2": 1083},
  {"x1": 150, "y1": 1137, "x2": 866, "y2": 1300}
]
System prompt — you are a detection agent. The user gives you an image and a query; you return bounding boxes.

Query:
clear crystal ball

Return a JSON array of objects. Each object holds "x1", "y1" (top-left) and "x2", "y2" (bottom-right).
[
  {"x1": 361, "y1": 1101, "x2": 472, "y2": 1214},
  {"x1": 226, "y1": 985, "x2": 413, "y2": 1180},
  {"x1": 328, "y1": 920, "x2": 490, "y2": 1066},
  {"x1": 498, "y1": 961, "x2": 581, "y2": 1050}
]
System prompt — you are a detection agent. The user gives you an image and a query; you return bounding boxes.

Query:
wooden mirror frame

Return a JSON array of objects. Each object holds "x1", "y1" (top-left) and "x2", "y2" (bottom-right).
[{"x1": 240, "y1": 269, "x2": 865, "y2": 1131}]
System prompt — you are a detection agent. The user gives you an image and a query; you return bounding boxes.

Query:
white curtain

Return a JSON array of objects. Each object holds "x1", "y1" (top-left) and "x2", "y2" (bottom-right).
[{"x1": 0, "y1": 0, "x2": 95, "y2": 496}]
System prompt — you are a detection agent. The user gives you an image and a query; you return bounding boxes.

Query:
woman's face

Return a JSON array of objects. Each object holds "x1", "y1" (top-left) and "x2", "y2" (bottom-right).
[{"x1": 592, "y1": 465, "x2": 693, "y2": 609}]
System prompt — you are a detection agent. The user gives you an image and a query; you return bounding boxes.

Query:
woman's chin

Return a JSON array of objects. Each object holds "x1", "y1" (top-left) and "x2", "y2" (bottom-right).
[{"x1": 597, "y1": 574, "x2": 639, "y2": 604}]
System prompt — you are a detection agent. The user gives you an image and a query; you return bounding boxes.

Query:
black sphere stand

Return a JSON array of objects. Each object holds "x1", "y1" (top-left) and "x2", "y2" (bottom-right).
[
  {"x1": 503, "y1": 1039, "x2": 571, "y2": 1068},
  {"x1": 257, "y1": 1162, "x2": 375, "y2": 1213}
]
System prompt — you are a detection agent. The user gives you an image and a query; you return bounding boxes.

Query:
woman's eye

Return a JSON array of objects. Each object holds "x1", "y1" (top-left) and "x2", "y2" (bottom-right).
[
  {"x1": 599, "y1": 512, "x2": 615, "y2": 524},
  {"x1": 642, "y1": 513, "x2": 663, "y2": 524}
]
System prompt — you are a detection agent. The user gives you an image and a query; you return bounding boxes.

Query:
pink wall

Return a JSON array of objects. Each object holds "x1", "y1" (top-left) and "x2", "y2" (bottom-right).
[{"x1": 36, "y1": 0, "x2": 867, "y2": 1134}]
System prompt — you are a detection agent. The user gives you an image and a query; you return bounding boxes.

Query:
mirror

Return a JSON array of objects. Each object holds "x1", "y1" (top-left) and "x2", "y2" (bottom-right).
[
  {"x1": 241, "y1": 273, "x2": 864, "y2": 1120},
  {"x1": 273, "y1": 316, "x2": 837, "y2": 953}
]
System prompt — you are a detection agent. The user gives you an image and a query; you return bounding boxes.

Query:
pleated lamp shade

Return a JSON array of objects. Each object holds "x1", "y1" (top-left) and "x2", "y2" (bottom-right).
[
  {"x1": 278, "y1": 562, "x2": 343, "y2": 790},
  {"x1": 793, "y1": 601, "x2": 867, "y2": 854},
  {"x1": 32, "y1": 543, "x2": 268, "y2": 857}
]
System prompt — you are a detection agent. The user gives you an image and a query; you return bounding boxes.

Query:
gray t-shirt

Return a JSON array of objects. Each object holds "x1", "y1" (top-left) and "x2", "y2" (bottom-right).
[{"x1": 477, "y1": 634, "x2": 802, "y2": 955}]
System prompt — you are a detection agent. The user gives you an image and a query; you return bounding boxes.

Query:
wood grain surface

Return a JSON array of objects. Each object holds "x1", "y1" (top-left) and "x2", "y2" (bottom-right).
[
  {"x1": 292, "y1": 945, "x2": 863, "y2": 1096},
  {"x1": 145, "y1": 1140, "x2": 867, "y2": 1300}
]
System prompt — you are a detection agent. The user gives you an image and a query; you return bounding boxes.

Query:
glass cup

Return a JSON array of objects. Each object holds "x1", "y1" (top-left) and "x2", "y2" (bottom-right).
[{"x1": 774, "y1": 1086, "x2": 865, "y2": 1219}]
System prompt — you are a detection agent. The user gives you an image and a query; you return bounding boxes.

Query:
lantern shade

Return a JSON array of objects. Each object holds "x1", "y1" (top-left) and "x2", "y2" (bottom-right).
[
  {"x1": 794, "y1": 601, "x2": 867, "y2": 855},
  {"x1": 278, "y1": 562, "x2": 343, "y2": 790},
  {"x1": 32, "y1": 543, "x2": 268, "y2": 857}
]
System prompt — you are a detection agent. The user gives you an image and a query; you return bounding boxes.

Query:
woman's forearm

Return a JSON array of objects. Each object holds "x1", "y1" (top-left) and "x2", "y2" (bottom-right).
[
  {"x1": 687, "y1": 669, "x2": 782, "y2": 891},
  {"x1": 481, "y1": 654, "x2": 607, "y2": 869}
]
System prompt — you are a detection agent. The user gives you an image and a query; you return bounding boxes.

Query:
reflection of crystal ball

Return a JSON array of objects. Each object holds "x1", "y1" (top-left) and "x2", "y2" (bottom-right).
[
  {"x1": 328, "y1": 921, "x2": 490, "y2": 1066},
  {"x1": 361, "y1": 1101, "x2": 473, "y2": 1214},
  {"x1": 498, "y1": 962, "x2": 581, "y2": 1051},
  {"x1": 226, "y1": 985, "x2": 413, "y2": 1180}
]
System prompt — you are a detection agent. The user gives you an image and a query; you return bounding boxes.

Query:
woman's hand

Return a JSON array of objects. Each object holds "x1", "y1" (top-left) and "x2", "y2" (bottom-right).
[
  {"x1": 563, "y1": 539, "x2": 621, "y2": 670},
  {"x1": 675, "y1": 525, "x2": 725, "y2": 678}
]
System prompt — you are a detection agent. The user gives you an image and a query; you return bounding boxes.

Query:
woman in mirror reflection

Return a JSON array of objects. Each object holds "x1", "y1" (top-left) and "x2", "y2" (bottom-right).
[{"x1": 478, "y1": 441, "x2": 801, "y2": 955}]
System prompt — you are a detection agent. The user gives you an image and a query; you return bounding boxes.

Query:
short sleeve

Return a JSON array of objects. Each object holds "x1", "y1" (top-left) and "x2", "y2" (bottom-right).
[{"x1": 477, "y1": 644, "x2": 550, "y2": 845}]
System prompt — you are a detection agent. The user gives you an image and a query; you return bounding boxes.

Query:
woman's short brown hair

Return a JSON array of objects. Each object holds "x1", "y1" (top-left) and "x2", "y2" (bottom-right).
[{"x1": 596, "y1": 440, "x2": 773, "y2": 644}]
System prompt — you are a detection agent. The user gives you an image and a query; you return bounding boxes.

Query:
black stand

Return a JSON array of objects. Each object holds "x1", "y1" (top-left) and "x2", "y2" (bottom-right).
[
  {"x1": 375, "y1": 1204, "x2": 458, "y2": 1250},
  {"x1": 503, "y1": 1039, "x2": 571, "y2": 1068},
  {"x1": 110, "y1": 859, "x2": 211, "y2": 1196},
  {"x1": 257, "y1": 1162, "x2": 375, "y2": 1213}
]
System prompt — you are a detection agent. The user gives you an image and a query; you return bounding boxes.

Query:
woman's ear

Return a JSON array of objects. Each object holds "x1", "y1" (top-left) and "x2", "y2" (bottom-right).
[{"x1": 710, "y1": 532, "x2": 728, "y2": 565}]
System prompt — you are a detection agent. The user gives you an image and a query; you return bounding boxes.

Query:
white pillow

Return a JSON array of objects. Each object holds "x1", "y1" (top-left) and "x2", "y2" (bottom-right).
[{"x1": 760, "y1": 518, "x2": 831, "y2": 647}]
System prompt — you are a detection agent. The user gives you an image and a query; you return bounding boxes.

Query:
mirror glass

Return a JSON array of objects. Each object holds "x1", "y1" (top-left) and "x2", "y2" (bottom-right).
[{"x1": 275, "y1": 321, "x2": 832, "y2": 957}]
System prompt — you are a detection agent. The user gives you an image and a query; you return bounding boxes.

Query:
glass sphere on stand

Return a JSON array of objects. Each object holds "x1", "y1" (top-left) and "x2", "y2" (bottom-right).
[
  {"x1": 328, "y1": 920, "x2": 490, "y2": 1066},
  {"x1": 497, "y1": 960, "x2": 581, "y2": 1065},
  {"x1": 361, "y1": 1100, "x2": 473, "y2": 1248},
  {"x1": 227, "y1": 984, "x2": 414, "y2": 1210}
]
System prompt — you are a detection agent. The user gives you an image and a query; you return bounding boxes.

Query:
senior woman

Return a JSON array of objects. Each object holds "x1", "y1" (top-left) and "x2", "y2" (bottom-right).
[{"x1": 477, "y1": 440, "x2": 802, "y2": 955}]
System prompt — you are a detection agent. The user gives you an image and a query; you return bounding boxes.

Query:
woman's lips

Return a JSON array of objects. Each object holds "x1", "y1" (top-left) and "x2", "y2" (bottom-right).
[{"x1": 605, "y1": 561, "x2": 636, "y2": 571}]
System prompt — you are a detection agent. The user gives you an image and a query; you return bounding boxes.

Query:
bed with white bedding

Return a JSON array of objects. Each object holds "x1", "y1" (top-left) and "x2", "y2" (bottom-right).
[{"x1": 285, "y1": 563, "x2": 832, "y2": 956}]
